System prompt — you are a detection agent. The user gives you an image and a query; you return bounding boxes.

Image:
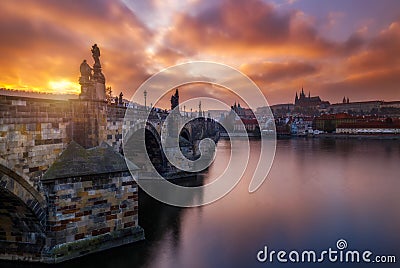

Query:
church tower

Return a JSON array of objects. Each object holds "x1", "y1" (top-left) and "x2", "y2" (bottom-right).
[{"x1": 170, "y1": 88, "x2": 179, "y2": 110}]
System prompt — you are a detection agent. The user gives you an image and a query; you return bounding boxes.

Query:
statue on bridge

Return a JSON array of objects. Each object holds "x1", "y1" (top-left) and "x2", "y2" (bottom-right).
[
  {"x1": 79, "y1": 60, "x2": 92, "y2": 81},
  {"x1": 91, "y1": 44, "x2": 101, "y2": 67},
  {"x1": 79, "y1": 44, "x2": 106, "y2": 100},
  {"x1": 91, "y1": 44, "x2": 105, "y2": 85},
  {"x1": 119, "y1": 92, "x2": 124, "y2": 105}
]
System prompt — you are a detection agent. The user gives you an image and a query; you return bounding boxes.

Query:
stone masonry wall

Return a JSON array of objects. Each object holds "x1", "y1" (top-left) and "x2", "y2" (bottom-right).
[
  {"x1": 0, "y1": 95, "x2": 71, "y2": 185},
  {"x1": 0, "y1": 95, "x2": 145, "y2": 263},
  {"x1": 43, "y1": 171, "x2": 139, "y2": 247},
  {"x1": 70, "y1": 100, "x2": 108, "y2": 149},
  {"x1": 0, "y1": 95, "x2": 132, "y2": 185},
  {"x1": 42, "y1": 171, "x2": 139, "y2": 256},
  {"x1": 0, "y1": 188, "x2": 45, "y2": 262},
  {"x1": 105, "y1": 105, "x2": 126, "y2": 152}
]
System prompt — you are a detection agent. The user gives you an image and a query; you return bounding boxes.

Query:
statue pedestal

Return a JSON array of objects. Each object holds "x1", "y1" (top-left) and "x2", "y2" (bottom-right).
[
  {"x1": 79, "y1": 78, "x2": 96, "y2": 100},
  {"x1": 79, "y1": 76, "x2": 106, "y2": 101},
  {"x1": 94, "y1": 82, "x2": 106, "y2": 101},
  {"x1": 70, "y1": 99, "x2": 107, "y2": 148}
]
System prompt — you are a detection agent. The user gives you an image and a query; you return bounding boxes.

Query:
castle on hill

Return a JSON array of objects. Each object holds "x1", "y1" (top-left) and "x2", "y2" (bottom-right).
[{"x1": 294, "y1": 87, "x2": 329, "y2": 108}]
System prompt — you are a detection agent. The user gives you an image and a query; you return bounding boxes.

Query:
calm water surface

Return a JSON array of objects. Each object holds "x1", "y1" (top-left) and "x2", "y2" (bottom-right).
[{"x1": 10, "y1": 138, "x2": 400, "y2": 267}]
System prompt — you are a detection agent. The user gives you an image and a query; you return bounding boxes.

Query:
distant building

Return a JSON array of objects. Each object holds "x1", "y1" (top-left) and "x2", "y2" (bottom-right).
[
  {"x1": 233, "y1": 118, "x2": 259, "y2": 132},
  {"x1": 313, "y1": 113, "x2": 358, "y2": 133},
  {"x1": 380, "y1": 101, "x2": 400, "y2": 116},
  {"x1": 207, "y1": 109, "x2": 230, "y2": 121},
  {"x1": 381, "y1": 101, "x2": 400, "y2": 109},
  {"x1": 268, "y1": 104, "x2": 294, "y2": 116},
  {"x1": 290, "y1": 116, "x2": 314, "y2": 135},
  {"x1": 231, "y1": 102, "x2": 256, "y2": 119},
  {"x1": 257, "y1": 90, "x2": 400, "y2": 119},
  {"x1": 330, "y1": 101, "x2": 382, "y2": 115},
  {"x1": 314, "y1": 113, "x2": 400, "y2": 134},
  {"x1": 222, "y1": 102, "x2": 260, "y2": 135},
  {"x1": 336, "y1": 119, "x2": 400, "y2": 134},
  {"x1": 294, "y1": 87, "x2": 330, "y2": 109},
  {"x1": 291, "y1": 87, "x2": 330, "y2": 116}
]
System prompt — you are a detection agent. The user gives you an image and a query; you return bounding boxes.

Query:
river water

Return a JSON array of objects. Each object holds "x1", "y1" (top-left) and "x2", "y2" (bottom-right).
[{"x1": 10, "y1": 138, "x2": 400, "y2": 267}]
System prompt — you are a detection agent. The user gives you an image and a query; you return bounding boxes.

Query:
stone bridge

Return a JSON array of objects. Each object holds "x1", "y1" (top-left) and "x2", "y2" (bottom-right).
[
  {"x1": 0, "y1": 93, "x2": 218, "y2": 262},
  {"x1": 0, "y1": 95, "x2": 217, "y2": 182},
  {"x1": 0, "y1": 44, "x2": 218, "y2": 263}
]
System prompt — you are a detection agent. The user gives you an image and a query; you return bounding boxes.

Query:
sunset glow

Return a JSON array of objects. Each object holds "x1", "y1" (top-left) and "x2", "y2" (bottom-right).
[
  {"x1": 0, "y1": 0, "x2": 399, "y2": 105},
  {"x1": 48, "y1": 80, "x2": 80, "y2": 94}
]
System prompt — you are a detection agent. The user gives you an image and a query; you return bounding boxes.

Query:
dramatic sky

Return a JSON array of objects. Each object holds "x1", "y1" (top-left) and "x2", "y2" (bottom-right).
[{"x1": 0, "y1": 0, "x2": 399, "y2": 107}]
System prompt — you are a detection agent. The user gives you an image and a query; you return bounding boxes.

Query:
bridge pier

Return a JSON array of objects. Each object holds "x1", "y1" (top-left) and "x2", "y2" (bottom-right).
[
  {"x1": 70, "y1": 99, "x2": 107, "y2": 149},
  {"x1": 37, "y1": 141, "x2": 144, "y2": 263}
]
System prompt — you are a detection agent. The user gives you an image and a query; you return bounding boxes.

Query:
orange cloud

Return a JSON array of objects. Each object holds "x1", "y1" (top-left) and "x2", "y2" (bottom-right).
[
  {"x1": 346, "y1": 22, "x2": 400, "y2": 73},
  {"x1": 162, "y1": 0, "x2": 341, "y2": 59},
  {"x1": 315, "y1": 21, "x2": 400, "y2": 103},
  {"x1": 0, "y1": 0, "x2": 152, "y2": 95},
  {"x1": 0, "y1": 0, "x2": 399, "y2": 105},
  {"x1": 241, "y1": 61, "x2": 319, "y2": 83},
  {"x1": 155, "y1": 0, "x2": 388, "y2": 104}
]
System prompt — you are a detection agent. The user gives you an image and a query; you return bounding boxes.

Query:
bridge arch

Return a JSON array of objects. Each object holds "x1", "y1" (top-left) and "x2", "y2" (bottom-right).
[
  {"x1": 0, "y1": 159, "x2": 47, "y2": 260},
  {"x1": 0, "y1": 187, "x2": 46, "y2": 259},
  {"x1": 123, "y1": 122, "x2": 167, "y2": 174},
  {"x1": 0, "y1": 158, "x2": 46, "y2": 227},
  {"x1": 179, "y1": 127, "x2": 191, "y2": 143},
  {"x1": 145, "y1": 121, "x2": 162, "y2": 145}
]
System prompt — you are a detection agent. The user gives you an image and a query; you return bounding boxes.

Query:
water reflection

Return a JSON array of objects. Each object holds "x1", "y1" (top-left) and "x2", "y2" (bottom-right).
[{"x1": 2, "y1": 138, "x2": 399, "y2": 268}]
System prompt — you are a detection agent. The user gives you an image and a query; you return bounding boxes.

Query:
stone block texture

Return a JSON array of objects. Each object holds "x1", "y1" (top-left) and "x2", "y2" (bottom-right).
[{"x1": 41, "y1": 171, "x2": 142, "y2": 262}]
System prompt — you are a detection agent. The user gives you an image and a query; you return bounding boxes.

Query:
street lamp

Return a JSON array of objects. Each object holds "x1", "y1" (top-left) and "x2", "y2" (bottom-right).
[{"x1": 143, "y1": 89, "x2": 147, "y2": 110}]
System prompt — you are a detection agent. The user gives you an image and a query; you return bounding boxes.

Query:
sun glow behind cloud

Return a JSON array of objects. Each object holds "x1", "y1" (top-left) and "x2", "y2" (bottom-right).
[{"x1": 48, "y1": 80, "x2": 80, "y2": 94}]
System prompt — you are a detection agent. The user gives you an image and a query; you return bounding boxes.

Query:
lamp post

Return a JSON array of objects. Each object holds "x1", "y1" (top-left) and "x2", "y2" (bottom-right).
[{"x1": 143, "y1": 89, "x2": 147, "y2": 110}]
